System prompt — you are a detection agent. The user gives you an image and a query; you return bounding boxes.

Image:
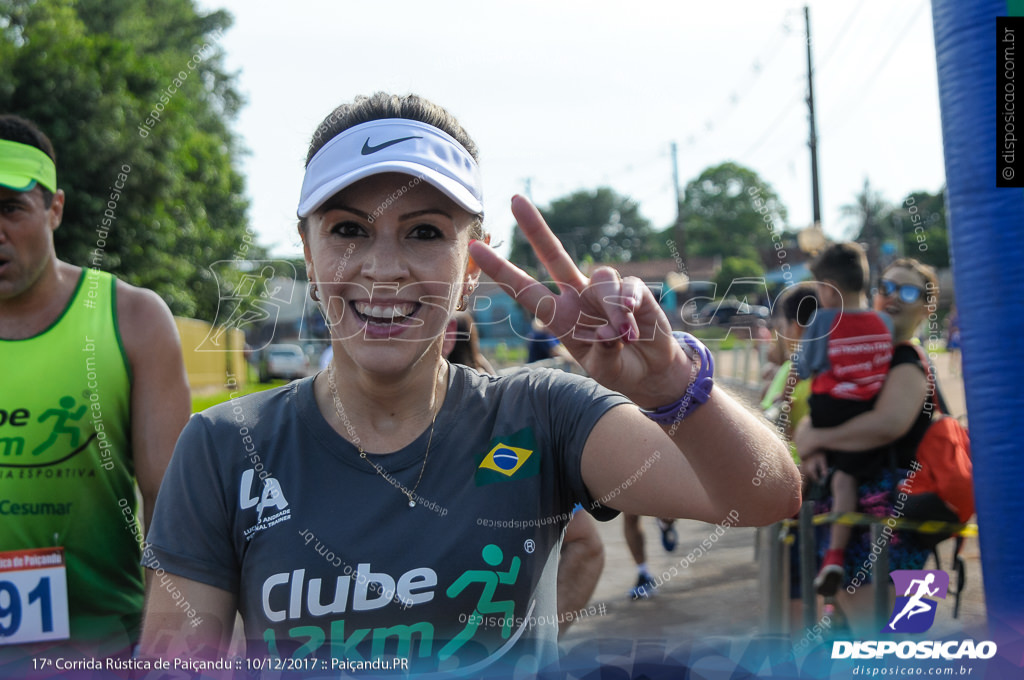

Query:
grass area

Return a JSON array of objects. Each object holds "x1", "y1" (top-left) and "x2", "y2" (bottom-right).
[
  {"x1": 489, "y1": 343, "x2": 528, "y2": 368},
  {"x1": 190, "y1": 376, "x2": 289, "y2": 413}
]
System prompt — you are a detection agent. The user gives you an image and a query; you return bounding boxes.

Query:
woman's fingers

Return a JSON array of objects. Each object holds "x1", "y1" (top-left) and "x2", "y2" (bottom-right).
[
  {"x1": 510, "y1": 195, "x2": 588, "y2": 292},
  {"x1": 629, "y1": 277, "x2": 675, "y2": 346},
  {"x1": 468, "y1": 239, "x2": 560, "y2": 318},
  {"x1": 471, "y1": 196, "x2": 673, "y2": 359},
  {"x1": 582, "y1": 268, "x2": 634, "y2": 344}
]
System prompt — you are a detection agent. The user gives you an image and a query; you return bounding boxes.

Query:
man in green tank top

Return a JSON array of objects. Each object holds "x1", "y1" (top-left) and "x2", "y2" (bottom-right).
[{"x1": 0, "y1": 116, "x2": 190, "y2": 660}]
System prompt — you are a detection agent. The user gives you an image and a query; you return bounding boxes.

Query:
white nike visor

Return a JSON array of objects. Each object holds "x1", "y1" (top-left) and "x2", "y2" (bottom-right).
[{"x1": 297, "y1": 118, "x2": 483, "y2": 218}]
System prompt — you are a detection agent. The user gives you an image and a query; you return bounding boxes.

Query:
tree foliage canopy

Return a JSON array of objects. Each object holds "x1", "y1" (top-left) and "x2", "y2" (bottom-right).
[
  {"x1": 886, "y1": 189, "x2": 949, "y2": 270},
  {"x1": 842, "y1": 180, "x2": 950, "y2": 276},
  {"x1": 713, "y1": 256, "x2": 765, "y2": 293},
  {"x1": 1, "y1": 0, "x2": 260, "y2": 321},
  {"x1": 678, "y1": 161, "x2": 788, "y2": 264},
  {"x1": 509, "y1": 187, "x2": 656, "y2": 271}
]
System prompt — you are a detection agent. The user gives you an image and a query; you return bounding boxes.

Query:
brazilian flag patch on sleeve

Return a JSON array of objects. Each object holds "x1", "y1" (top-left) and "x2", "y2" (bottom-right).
[{"x1": 475, "y1": 427, "x2": 539, "y2": 486}]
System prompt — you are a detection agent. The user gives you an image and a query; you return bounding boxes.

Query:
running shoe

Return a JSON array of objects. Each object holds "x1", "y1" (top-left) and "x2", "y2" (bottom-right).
[
  {"x1": 814, "y1": 549, "x2": 845, "y2": 596},
  {"x1": 630, "y1": 573, "x2": 657, "y2": 600},
  {"x1": 657, "y1": 519, "x2": 678, "y2": 552}
]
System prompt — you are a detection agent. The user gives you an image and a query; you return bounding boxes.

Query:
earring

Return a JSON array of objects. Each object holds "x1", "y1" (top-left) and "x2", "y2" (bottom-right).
[
  {"x1": 457, "y1": 283, "x2": 476, "y2": 312},
  {"x1": 309, "y1": 284, "x2": 321, "y2": 303}
]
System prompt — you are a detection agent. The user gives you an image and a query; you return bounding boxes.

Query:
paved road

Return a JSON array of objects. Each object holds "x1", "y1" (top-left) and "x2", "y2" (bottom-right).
[{"x1": 561, "y1": 516, "x2": 984, "y2": 645}]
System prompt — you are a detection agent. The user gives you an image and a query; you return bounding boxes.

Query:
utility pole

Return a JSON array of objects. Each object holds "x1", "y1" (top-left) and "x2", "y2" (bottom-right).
[
  {"x1": 805, "y1": 5, "x2": 822, "y2": 228},
  {"x1": 524, "y1": 177, "x2": 533, "y2": 203},
  {"x1": 671, "y1": 140, "x2": 685, "y2": 261}
]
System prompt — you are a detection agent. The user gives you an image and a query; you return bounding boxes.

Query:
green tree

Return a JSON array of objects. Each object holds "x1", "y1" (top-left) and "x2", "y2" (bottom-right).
[
  {"x1": 677, "y1": 161, "x2": 788, "y2": 264},
  {"x1": 713, "y1": 256, "x2": 765, "y2": 293},
  {"x1": 509, "y1": 187, "x2": 656, "y2": 271},
  {"x1": 0, "y1": 0, "x2": 260, "y2": 321},
  {"x1": 886, "y1": 189, "x2": 950, "y2": 270}
]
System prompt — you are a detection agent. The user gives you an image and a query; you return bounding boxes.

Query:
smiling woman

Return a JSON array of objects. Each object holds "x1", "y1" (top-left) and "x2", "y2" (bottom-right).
[
  {"x1": 794, "y1": 257, "x2": 949, "y2": 633},
  {"x1": 139, "y1": 92, "x2": 801, "y2": 675}
]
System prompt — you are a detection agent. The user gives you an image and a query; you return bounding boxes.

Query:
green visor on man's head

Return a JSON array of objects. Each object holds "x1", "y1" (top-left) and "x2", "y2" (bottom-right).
[{"x1": 0, "y1": 139, "x2": 57, "y2": 193}]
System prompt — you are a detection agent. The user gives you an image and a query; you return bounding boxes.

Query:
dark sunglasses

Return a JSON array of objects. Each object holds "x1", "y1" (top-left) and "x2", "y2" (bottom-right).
[{"x1": 879, "y1": 279, "x2": 924, "y2": 304}]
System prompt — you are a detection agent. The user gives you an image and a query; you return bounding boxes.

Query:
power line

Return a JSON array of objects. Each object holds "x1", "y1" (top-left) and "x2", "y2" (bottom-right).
[
  {"x1": 598, "y1": 148, "x2": 669, "y2": 185},
  {"x1": 816, "y1": 0, "x2": 868, "y2": 71},
  {"x1": 756, "y1": 1, "x2": 924, "y2": 175},
  {"x1": 704, "y1": 25, "x2": 792, "y2": 127},
  {"x1": 738, "y1": 0, "x2": 875, "y2": 164},
  {"x1": 738, "y1": 90, "x2": 805, "y2": 160},
  {"x1": 599, "y1": 11, "x2": 804, "y2": 192},
  {"x1": 820, "y1": 0, "x2": 928, "y2": 135},
  {"x1": 678, "y1": 13, "x2": 798, "y2": 150},
  {"x1": 737, "y1": 3, "x2": 926, "y2": 173}
]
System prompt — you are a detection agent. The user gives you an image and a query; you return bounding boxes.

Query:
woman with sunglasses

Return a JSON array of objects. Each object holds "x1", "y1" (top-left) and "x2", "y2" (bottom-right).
[
  {"x1": 139, "y1": 93, "x2": 800, "y2": 675},
  {"x1": 795, "y1": 257, "x2": 944, "y2": 631}
]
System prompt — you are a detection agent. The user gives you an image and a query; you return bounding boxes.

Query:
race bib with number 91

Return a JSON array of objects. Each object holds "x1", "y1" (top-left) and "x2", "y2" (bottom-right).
[{"x1": 0, "y1": 547, "x2": 70, "y2": 645}]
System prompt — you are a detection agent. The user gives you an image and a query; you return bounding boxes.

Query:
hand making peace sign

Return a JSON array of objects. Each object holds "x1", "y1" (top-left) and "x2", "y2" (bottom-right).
[{"x1": 469, "y1": 195, "x2": 694, "y2": 410}]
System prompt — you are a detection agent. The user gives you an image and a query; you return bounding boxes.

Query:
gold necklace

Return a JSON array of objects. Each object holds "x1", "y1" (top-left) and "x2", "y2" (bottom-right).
[{"x1": 327, "y1": 362, "x2": 444, "y2": 508}]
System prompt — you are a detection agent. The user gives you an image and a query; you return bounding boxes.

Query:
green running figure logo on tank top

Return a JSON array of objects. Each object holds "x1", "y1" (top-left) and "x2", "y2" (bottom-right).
[{"x1": 31, "y1": 396, "x2": 87, "y2": 455}]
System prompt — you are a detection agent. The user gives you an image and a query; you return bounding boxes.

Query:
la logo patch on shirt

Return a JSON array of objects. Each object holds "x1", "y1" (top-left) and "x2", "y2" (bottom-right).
[{"x1": 475, "y1": 428, "x2": 539, "y2": 486}]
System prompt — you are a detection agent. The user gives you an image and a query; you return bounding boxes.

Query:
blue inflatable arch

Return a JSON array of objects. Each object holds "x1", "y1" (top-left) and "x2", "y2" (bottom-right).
[{"x1": 932, "y1": 0, "x2": 1024, "y2": 638}]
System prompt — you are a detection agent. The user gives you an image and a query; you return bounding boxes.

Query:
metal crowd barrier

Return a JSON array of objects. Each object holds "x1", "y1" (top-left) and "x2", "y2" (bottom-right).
[{"x1": 759, "y1": 501, "x2": 976, "y2": 635}]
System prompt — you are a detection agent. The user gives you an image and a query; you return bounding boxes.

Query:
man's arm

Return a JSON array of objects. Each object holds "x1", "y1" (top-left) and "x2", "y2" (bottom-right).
[
  {"x1": 117, "y1": 283, "x2": 191, "y2": 531},
  {"x1": 139, "y1": 570, "x2": 236, "y2": 660}
]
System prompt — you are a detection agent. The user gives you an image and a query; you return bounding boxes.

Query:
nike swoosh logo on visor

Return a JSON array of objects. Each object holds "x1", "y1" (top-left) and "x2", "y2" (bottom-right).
[{"x1": 361, "y1": 135, "x2": 423, "y2": 155}]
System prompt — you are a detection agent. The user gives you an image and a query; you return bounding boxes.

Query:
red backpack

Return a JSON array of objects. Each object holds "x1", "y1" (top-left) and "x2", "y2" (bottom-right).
[{"x1": 897, "y1": 344, "x2": 974, "y2": 524}]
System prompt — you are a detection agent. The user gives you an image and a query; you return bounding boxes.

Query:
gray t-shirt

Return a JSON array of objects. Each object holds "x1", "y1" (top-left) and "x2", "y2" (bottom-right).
[{"x1": 145, "y1": 364, "x2": 628, "y2": 674}]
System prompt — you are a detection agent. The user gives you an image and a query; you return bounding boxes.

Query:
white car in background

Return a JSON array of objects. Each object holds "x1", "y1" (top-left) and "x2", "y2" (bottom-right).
[{"x1": 258, "y1": 343, "x2": 309, "y2": 382}]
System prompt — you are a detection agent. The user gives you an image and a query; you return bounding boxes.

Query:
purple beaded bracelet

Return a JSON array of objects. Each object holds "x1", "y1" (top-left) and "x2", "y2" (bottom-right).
[{"x1": 640, "y1": 331, "x2": 715, "y2": 426}]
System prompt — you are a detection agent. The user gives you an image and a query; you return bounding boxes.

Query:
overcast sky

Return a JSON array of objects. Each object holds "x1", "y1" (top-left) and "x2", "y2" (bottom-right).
[{"x1": 196, "y1": 0, "x2": 943, "y2": 259}]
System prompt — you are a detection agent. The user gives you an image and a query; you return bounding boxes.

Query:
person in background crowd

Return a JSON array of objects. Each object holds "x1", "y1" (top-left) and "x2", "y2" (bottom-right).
[
  {"x1": 760, "y1": 283, "x2": 819, "y2": 629},
  {"x1": 556, "y1": 508, "x2": 605, "y2": 637},
  {"x1": 794, "y1": 242, "x2": 894, "y2": 597},
  {"x1": 445, "y1": 310, "x2": 494, "y2": 374},
  {"x1": 622, "y1": 514, "x2": 678, "y2": 599},
  {"x1": 761, "y1": 283, "x2": 818, "y2": 447},
  {"x1": 796, "y1": 258, "x2": 941, "y2": 634},
  {"x1": 0, "y1": 115, "x2": 189, "y2": 664}
]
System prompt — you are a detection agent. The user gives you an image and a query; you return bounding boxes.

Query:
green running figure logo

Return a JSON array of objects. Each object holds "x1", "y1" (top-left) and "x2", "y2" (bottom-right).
[
  {"x1": 438, "y1": 544, "x2": 520, "y2": 661},
  {"x1": 32, "y1": 396, "x2": 86, "y2": 455}
]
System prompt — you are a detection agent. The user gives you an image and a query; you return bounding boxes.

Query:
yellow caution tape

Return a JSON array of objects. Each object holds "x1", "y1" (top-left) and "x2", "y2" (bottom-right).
[{"x1": 781, "y1": 512, "x2": 977, "y2": 537}]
